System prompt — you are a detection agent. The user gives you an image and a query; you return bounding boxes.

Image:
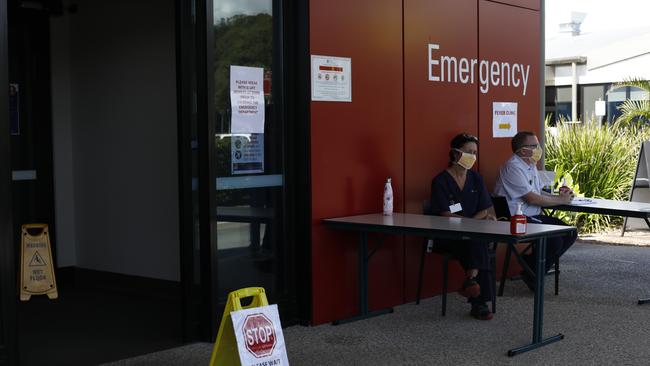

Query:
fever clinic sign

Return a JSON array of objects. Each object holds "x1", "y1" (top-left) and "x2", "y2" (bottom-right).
[
  {"x1": 231, "y1": 65, "x2": 265, "y2": 134},
  {"x1": 492, "y1": 102, "x2": 518, "y2": 138},
  {"x1": 428, "y1": 43, "x2": 531, "y2": 96},
  {"x1": 232, "y1": 304, "x2": 290, "y2": 366}
]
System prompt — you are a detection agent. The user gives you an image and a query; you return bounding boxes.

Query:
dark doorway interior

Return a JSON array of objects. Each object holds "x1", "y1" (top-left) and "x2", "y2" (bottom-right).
[
  {"x1": 11, "y1": 0, "x2": 184, "y2": 364},
  {"x1": 18, "y1": 269, "x2": 182, "y2": 365}
]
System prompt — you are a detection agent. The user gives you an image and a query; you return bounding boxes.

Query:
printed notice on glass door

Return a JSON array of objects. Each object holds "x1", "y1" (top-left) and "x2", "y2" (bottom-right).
[
  {"x1": 230, "y1": 65, "x2": 265, "y2": 134},
  {"x1": 231, "y1": 134, "x2": 264, "y2": 175},
  {"x1": 311, "y1": 55, "x2": 351, "y2": 102},
  {"x1": 492, "y1": 102, "x2": 518, "y2": 138}
]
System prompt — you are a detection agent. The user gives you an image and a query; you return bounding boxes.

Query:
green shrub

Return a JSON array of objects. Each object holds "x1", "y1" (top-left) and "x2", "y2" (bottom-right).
[{"x1": 544, "y1": 118, "x2": 650, "y2": 233}]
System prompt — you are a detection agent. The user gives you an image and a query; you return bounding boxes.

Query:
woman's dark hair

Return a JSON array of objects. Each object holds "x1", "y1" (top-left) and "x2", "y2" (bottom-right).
[
  {"x1": 450, "y1": 133, "x2": 479, "y2": 149},
  {"x1": 448, "y1": 133, "x2": 478, "y2": 166}
]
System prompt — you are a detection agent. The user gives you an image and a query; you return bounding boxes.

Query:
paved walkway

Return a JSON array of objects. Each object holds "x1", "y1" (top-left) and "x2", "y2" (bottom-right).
[
  {"x1": 580, "y1": 229, "x2": 650, "y2": 246},
  {"x1": 106, "y1": 241, "x2": 650, "y2": 366}
]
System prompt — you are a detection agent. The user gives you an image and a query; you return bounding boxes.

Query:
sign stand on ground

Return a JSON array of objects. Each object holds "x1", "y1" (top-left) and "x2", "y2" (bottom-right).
[
  {"x1": 210, "y1": 287, "x2": 289, "y2": 366},
  {"x1": 623, "y1": 141, "x2": 650, "y2": 236},
  {"x1": 20, "y1": 224, "x2": 58, "y2": 301}
]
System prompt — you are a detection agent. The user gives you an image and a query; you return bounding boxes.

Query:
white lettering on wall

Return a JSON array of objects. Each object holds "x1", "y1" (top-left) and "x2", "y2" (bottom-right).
[
  {"x1": 427, "y1": 43, "x2": 532, "y2": 96},
  {"x1": 428, "y1": 44, "x2": 440, "y2": 82}
]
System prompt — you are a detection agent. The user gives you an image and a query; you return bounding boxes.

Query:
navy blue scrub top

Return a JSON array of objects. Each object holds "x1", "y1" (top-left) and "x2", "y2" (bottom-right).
[{"x1": 430, "y1": 169, "x2": 492, "y2": 217}]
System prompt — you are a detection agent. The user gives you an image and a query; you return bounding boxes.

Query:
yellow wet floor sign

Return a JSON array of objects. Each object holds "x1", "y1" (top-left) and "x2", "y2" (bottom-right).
[
  {"x1": 20, "y1": 224, "x2": 58, "y2": 301},
  {"x1": 210, "y1": 287, "x2": 269, "y2": 366}
]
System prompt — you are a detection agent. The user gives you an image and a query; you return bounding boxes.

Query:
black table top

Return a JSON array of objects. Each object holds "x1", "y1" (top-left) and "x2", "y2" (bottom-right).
[
  {"x1": 550, "y1": 198, "x2": 650, "y2": 218},
  {"x1": 323, "y1": 213, "x2": 576, "y2": 243}
]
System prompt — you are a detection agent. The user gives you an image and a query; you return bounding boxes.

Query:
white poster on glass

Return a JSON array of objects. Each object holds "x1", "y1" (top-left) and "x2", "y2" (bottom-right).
[
  {"x1": 230, "y1": 65, "x2": 265, "y2": 133},
  {"x1": 492, "y1": 102, "x2": 518, "y2": 138},
  {"x1": 311, "y1": 55, "x2": 351, "y2": 102},
  {"x1": 231, "y1": 134, "x2": 264, "y2": 175}
]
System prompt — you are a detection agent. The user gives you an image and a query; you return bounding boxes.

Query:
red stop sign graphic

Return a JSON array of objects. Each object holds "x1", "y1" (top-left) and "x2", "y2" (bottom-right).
[{"x1": 242, "y1": 313, "x2": 276, "y2": 358}]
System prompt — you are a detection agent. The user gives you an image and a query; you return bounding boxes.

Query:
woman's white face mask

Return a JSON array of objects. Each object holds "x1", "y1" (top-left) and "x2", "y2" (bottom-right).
[{"x1": 454, "y1": 148, "x2": 477, "y2": 170}]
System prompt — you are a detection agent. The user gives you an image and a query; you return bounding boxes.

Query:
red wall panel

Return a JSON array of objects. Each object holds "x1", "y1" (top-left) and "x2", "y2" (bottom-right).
[
  {"x1": 310, "y1": 0, "x2": 404, "y2": 325},
  {"x1": 486, "y1": 0, "x2": 540, "y2": 11},
  {"x1": 478, "y1": 0, "x2": 541, "y2": 190},
  {"x1": 309, "y1": 0, "x2": 540, "y2": 324},
  {"x1": 403, "y1": 0, "x2": 479, "y2": 302}
]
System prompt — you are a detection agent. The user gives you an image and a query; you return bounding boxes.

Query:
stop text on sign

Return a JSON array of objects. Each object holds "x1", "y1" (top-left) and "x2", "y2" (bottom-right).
[
  {"x1": 427, "y1": 43, "x2": 531, "y2": 96},
  {"x1": 246, "y1": 325, "x2": 274, "y2": 346},
  {"x1": 243, "y1": 313, "x2": 277, "y2": 358}
]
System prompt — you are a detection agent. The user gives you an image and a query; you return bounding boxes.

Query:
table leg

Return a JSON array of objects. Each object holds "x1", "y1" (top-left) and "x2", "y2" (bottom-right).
[
  {"x1": 333, "y1": 232, "x2": 393, "y2": 325},
  {"x1": 635, "y1": 218, "x2": 650, "y2": 304},
  {"x1": 508, "y1": 237, "x2": 564, "y2": 356}
]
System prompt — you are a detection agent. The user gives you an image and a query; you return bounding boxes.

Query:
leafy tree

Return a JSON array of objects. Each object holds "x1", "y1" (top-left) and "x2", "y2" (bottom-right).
[
  {"x1": 612, "y1": 78, "x2": 650, "y2": 127},
  {"x1": 212, "y1": 14, "x2": 272, "y2": 205}
]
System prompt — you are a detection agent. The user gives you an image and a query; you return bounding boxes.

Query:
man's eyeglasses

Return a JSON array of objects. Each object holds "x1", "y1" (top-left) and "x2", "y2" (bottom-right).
[{"x1": 521, "y1": 144, "x2": 539, "y2": 149}]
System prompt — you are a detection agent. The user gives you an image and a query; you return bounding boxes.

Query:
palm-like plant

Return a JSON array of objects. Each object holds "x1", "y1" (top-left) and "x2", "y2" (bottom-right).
[{"x1": 612, "y1": 78, "x2": 650, "y2": 127}]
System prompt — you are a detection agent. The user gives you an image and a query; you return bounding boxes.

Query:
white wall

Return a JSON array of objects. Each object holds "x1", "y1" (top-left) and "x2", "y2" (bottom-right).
[
  {"x1": 51, "y1": 7, "x2": 77, "y2": 268},
  {"x1": 50, "y1": 0, "x2": 180, "y2": 281},
  {"x1": 546, "y1": 54, "x2": 650, "y2": 86}
]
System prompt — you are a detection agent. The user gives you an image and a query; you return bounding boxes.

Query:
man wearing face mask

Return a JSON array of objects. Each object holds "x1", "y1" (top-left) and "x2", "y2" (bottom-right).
[
  {"x1": 430, "y1": 133, "x2": 496, "y2": 320},
  {"x1": 494, "y1": 131, "x2": 577, "y2": 291}
]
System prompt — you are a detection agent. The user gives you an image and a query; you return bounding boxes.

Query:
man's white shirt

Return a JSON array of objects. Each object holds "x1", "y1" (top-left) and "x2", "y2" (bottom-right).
[{"x1": 494, "y1": 154, "x2": 543, "y2": 217}]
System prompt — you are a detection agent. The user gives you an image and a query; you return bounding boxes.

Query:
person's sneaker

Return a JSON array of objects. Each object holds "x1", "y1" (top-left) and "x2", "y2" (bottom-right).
[
  {"x1": 520, "y1": 270, "x2": 535, "y2": 292},
  {"x1": 470, "y1": 303, "x2": 493, "y2": 320},
  {"x1": 458, "y1": 278, "x2": 481, "y2": 298}
]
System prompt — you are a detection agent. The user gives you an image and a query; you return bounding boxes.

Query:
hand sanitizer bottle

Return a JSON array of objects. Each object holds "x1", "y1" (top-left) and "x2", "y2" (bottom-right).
[
  {"x1": 383, "y1": 178, "x2": 393, "y2": 216},
  {"x1": 510, "y1": 202, "x2": 527, "y2": 235}
]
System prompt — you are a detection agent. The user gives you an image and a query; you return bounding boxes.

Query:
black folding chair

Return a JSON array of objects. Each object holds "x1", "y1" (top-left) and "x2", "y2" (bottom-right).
[
  {"x1": 491, "y1": 195, "x2": 560, "y2": 296},
  {"x1": 416, "y1": 200, "x2": 497, "y2": 315}
]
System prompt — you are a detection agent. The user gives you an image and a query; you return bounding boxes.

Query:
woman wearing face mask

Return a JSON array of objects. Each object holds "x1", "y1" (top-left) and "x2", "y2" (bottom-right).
[{"x1": 429, "y1": 133, "x2": 496, "y2": 320}]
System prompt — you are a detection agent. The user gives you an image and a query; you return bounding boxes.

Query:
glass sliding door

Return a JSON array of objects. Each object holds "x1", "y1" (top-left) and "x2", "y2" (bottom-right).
[
  {"x1": 211, "y1": 0, "x2": 292, "y2": 313},
  {"x1": 0, "y1": 1, "x2": 16, "y2": 364}
]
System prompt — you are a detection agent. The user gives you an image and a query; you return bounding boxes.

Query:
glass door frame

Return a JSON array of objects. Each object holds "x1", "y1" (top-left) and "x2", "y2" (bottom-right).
[
  {"x1": 0, "y1": 0, "x2": 18, "y2": 364},
  {"x1": 177, "y1": 0, "x2": 313, "y2": 340}
]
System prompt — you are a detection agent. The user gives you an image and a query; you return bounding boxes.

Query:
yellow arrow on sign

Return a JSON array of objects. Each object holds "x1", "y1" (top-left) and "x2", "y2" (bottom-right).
[{"x1": 499, "y1": 123, "x2": 511, "y2": 130}]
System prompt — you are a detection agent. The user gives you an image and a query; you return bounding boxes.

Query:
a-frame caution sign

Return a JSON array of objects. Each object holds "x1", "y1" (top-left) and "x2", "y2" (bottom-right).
[
  {"x1": 623, "y1": 141, "x2": 650, "y2": 235},
  {"x1": 20, "y1": 224, "x2": 58, "y2": 301}
]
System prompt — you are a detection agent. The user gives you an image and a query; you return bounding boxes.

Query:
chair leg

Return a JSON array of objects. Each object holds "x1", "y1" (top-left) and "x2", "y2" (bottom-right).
[
  {"x1": 442, "y1": 255, "x2": 448, "y2": 316},
  {"x1": 498, "y1": 244, "x2": 512, "y2": 296},
  {"x1": 554, "y1": 255, "x2": 560, "y2": 296},
  {"x1": 416, "y1": 240, "x2": 427, "y2": 305}
]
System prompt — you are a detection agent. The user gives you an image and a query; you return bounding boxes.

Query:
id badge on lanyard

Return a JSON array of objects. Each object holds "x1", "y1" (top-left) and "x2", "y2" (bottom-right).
[{"x1": 449, "y1": 202, "x2": 462, "y2": 213}]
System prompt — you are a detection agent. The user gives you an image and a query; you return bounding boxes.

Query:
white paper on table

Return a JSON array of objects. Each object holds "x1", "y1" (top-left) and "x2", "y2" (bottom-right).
[{"x1": 570, "y1": 198, "x2": 596, "y2": 205}]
